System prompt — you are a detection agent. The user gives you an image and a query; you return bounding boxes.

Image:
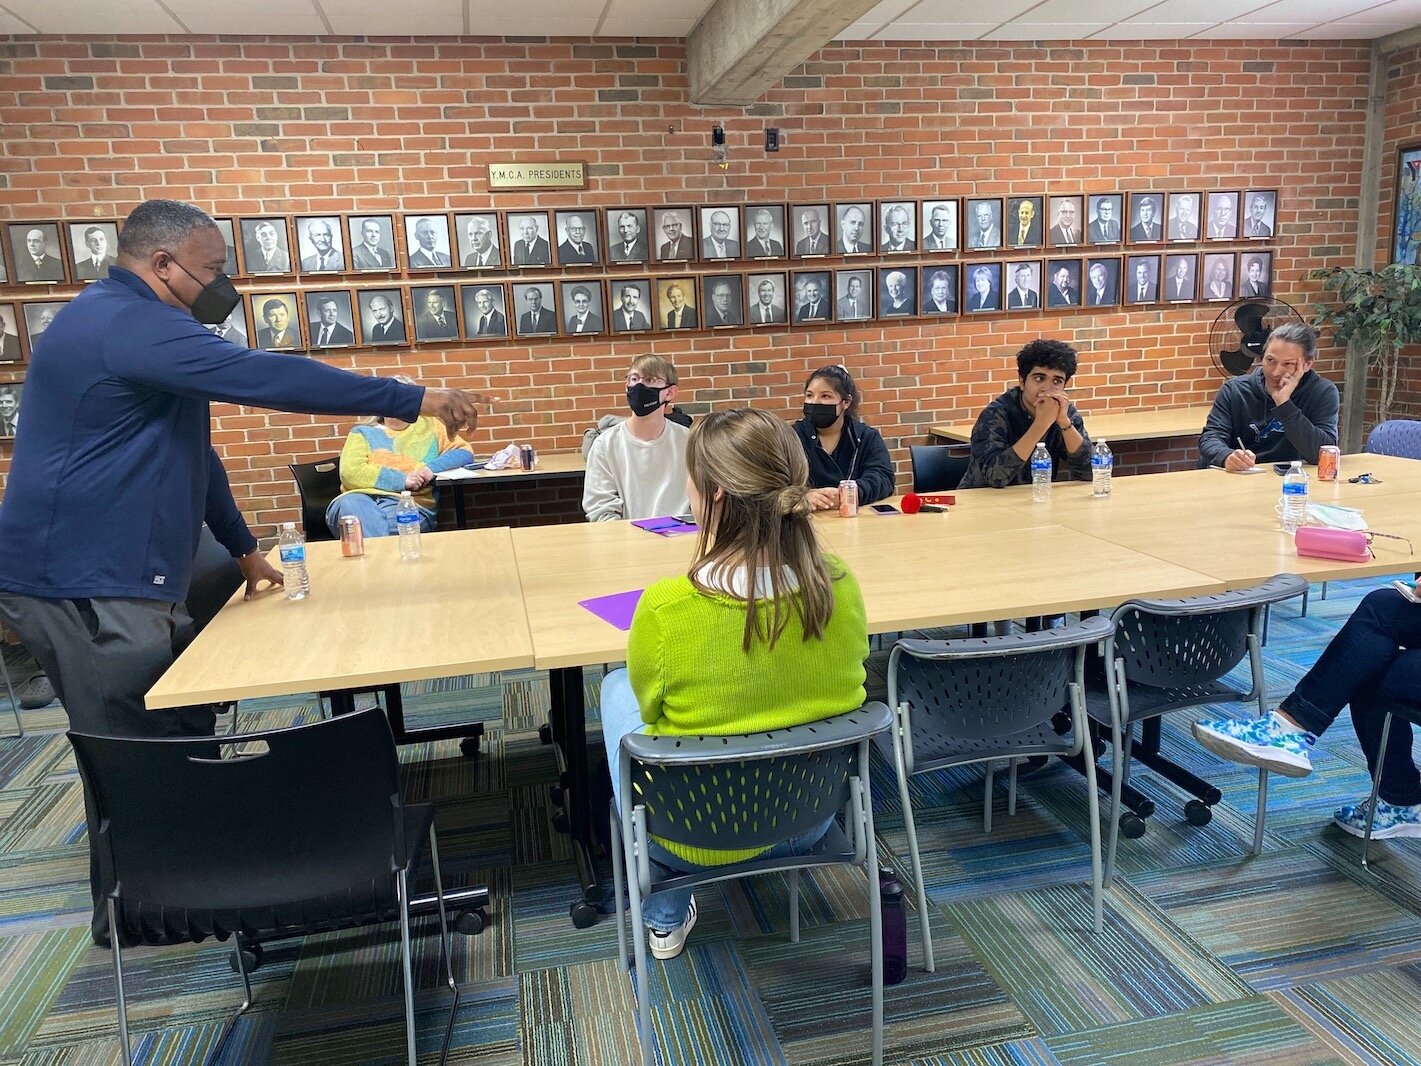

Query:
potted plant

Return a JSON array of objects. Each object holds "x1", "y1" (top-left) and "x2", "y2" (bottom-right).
[{"x1": 1309, "y1": 263, "x2": 1421, "y2": 423}]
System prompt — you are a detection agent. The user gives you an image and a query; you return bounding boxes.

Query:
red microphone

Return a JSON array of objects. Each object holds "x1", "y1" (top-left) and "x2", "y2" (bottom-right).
[{"x1": 902, "y1": 493, "x2": 954, "y2": 514}]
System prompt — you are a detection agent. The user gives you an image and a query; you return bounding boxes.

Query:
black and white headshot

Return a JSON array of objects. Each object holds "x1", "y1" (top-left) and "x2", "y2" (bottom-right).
[
  {"x1": 296, "y1": 216, "x2": 346, "y2": 274},
  {"x1": 456, "y1": 213, "x2": 502, "y2": 269},
  {"x1": 515, "y1": 282, "x2": 558, "y2": 336},
  {"x1": 358, "y1": 288, "x2": 407, "y2": 344},
  {"x1": 0, "y1": 303, "x2": 21, "y2": 361},
  {"x1": 554, "y1": 210, "x2": 600, "y2": 266},
  {"x1": 921, "y1": 266, "x2": 958, "y2": 315},
  {"x1": 835, "y1": 270, "x2": 873, "y2": 321},
  {"x1": 1125, "y1": 255, "x2": 1160, "y2": 303},
  {"x1": 921, "y1": 201, "x2": 958, "y2": 252},
  {"x1": 1005, "y1": 261, "x2": 1041, "y2": 309},
  {"x1": 1048, "y1": 197, "x2": 1083, "y2": 248},
  {"x1": 747, "y1": 273, "x2": 788, "y2": 326},
  {"x1": 879, "y1": 267, "x2": 917, "y2": 317},
  {"x1": 792, "y1": 271, "x2": 832, "y2": 323},
  {"x1": 22, "y1": 300, "x2": 67, "y2": 346},
  {"x1": 1243, "y1": 191, "x2": 1277, "y2": 239},
  {"x1": 1203, "y1": 253, "x2": 1235, "y2": 301},
  {"x1": 461, "y1": 284, "x2": 508, "y2": 338},
  {"x1": 240, "y1": 218, "x2": 292, "y2": 275},
  {"x1": 508, "y1": 213, "x2": 552, "y2": 267},
  {"x1": 9, "y1": 223, "x2": 66, "y2": 284},
  {"x1": 405, "y1": 215, "x2": 453, "y2": 270},
  {"x1": 1085, "y1": 258, "x2": 1120, "y2": 306},
  {"x1": 1163, "y1": 254, "x2": 1196, "y2": 302},
  {"x1": 878, "y1": 201, "x2": 916, "y2": 253},
  {"x1": 1207, "y1": 192, "x2": 1240, "y2": 241},
  {"x1": 965, "y1": 199, "x2": 1003, "y2": 251},
  {"x1": 68, "y1": 221, "x2": 119, "y2": 282},
  {"x1": 413, "y1": 285, "x2": 460, "y2": 341},
  {"x1": 965, "y1": 264, "x2": 1002, "y2": 313},
  {"x1": 207, "y1": 310, "x2": 247, "y2": 347},
  {"x1": 1239, "y1": 252, "x2": 1273, "y2": 298},
  {"x1": 1087, "y1": 195, "x2": 1123, "y2": 244},
  {"x1": 658, "y1": 277, "x2": 699, "y2": 330},
  {"x1": 791, "y1": 205, "x2": 831, "y2": 258},
  {"x1": 611, "y1": 279, "x2": 654, "y2": 333},
  {"x1": 0, "y1": 381, "x2": 22, "y2": 438},
  {"x1": 1006, "y1": 197, "x2": 1044, "y2": 249},
  {"x1": 213, "y1": 218, "x2": 241, "y2": 276},
  {"x1": 252, "y1": 293, "x2": 301, "y2": 351},
  {"x1": 699, "y1": 208, "x2": 740, "y2": 260},
  {"x1": 703, "y1": 275, "x2": 744, "y2": 328},
  {"x1": 653, "y1": 208, "x2": 694, "y2": 263},
  {"x1": 1046, "y1": 260, "x2": 1082, "y2": 308},
  {"x1": 742, "y1": 205, "x2": 785, "y2": 259},
  {"x1": 610, "y1": 209, "x2": 651, "y2": 264},
  {"x1": 1167, "y1": 192, "x2": 1201, "y2": 242},
  {"x1": 349, "y1": 215, "x2": 397, "y2": 271},
  {"x1": 835, "y1": 203, "x2": 873, "y2": 256},
  {"x1": 305, "y1": 291, "x2": 356, "y2": 349},
  {"x1": 1128, "y1": 194, "x2": 1165, "y2": 244},
  {"x1": 561, "y1": 282, "x2": 604, "y2": 335}
]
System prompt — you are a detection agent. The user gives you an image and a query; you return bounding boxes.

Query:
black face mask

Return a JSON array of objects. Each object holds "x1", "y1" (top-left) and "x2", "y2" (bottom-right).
[
  {"x1": 626, "y1": 383, "x2": 667, "y2": 417},
  {"x1": 803, "y1": 402, "x2": 841, "y2": 429},
  {"x1": 168, "y1": 258, "x2": 242, "y2": 325}
]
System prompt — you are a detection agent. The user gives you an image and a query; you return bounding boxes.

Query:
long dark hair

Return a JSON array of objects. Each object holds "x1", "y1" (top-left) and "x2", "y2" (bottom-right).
[{"x1": 803, "y1": 363, "x2": 861, "y2": 419}]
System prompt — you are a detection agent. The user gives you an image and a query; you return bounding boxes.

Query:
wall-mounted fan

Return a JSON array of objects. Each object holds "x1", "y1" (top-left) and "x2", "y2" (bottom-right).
[{"x1": 1208, "y1": 297, "x2": 1305, "y2": 377}]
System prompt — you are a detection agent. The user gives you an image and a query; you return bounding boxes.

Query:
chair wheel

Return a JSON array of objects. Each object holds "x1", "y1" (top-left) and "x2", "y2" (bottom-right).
[
  {"x1": 455, "y1": 909, "x2": 487, "y2": 935},
  {"x1": 549, "y1": 784, "x2": 565, "y2": 805},
  {"x1": 552, "y1": 810, "x2": 569, "y2": 834},
  {"x1": 459, "y1": 735, "x2": 481, "y2": 756},
  {"x1": 1119, "y1": 812, "x2": 1147, "y2": 839},
  {"x1": 1184, "y1": 800, "x2": 1213, "y2": 827},
  {"x1": 229, "y1": 941, "x2": 263, "y2": 973},
  {"x1": 570, "y1": 901, "x2": 600, "y2": 928},
  {"x1": 538, "y1": 723, "x2": 553, "y2": 744}
]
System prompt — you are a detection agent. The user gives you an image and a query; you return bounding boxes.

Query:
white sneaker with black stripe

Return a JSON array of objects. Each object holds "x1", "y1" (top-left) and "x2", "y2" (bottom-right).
[{"x1": 647, "y1": 895, "x2": 697, "y2": 960}]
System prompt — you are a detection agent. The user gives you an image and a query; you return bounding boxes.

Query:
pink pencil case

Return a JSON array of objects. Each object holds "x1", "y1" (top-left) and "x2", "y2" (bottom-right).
[{"x1": 1295, "y1": 526, "x2": 1370, "y2": 563}]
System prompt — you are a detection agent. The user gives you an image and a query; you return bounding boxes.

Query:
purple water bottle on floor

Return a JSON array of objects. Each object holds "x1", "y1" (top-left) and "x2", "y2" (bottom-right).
[{"x1": 879, "y1": 867, "x2": 908, "y2": 985}]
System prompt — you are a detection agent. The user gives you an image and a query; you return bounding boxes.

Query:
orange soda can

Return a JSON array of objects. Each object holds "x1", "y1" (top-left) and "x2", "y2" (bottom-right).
[
  {"x1": 1318, "y1": 446, "x2": 1340, "y2": 482},
  {"x1": 339, "y1": 515, "x2": 365, "y2": 557}
]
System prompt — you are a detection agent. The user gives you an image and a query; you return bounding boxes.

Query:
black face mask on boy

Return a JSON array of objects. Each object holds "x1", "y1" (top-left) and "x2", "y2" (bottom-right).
[
  {"x1": 802, "y1": 402, "x2": 841, "y2": 429},
  {"x1": 626, "y1": 382, "x2": 668, "y2": 417}
]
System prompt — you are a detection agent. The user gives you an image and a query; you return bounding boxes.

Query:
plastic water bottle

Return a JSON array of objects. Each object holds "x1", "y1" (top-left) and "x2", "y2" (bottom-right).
[
  {"x1": 396, "y1": 491, "x2": 422, "y2": 560},
  {"x1": 1031, "y1": 443, "x2": 1052, "y2": 502},
  {"x1": 278, "y1": 522, "x2": 309, "y2": 600},
  {"x1": 878, "y1": 867, "x2": 908, "y2": 986},
  {"x1": 1091, "y1": 438, "x2": 1113, "y2": 497},
  {"x1": 1281, "y1": 460, "x2": 1309, "y2": 532}
]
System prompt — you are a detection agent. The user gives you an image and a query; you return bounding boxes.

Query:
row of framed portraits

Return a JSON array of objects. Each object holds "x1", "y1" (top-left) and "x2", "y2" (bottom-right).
[
  {"x1": 0, "y1": 250, "x2": 1276, "y2": 359},
  {"x1": 0, "y1": 189, "x2": 1280, "y2": 290}
]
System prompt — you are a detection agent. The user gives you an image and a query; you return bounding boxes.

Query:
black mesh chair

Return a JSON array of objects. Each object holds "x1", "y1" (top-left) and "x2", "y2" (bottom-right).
[
  {"x1": 885, "y1": 616, "x2": 1114, "y2": 965},
  {"x1": 69, "y1": 710, "x2": 460, "y2": 1066},
  {"x1": 909, "y1": 445, "x2": 970, "y2": 494},
  {"x1": 1085, "y1": 574, "x2": 1309, "y2": 882},
  {"x1": 288, "y1": 456, "x2": 342, "y2": 542},
  {"x1": 610, "y1": 704, "x2": 892, "y2": 1066}
]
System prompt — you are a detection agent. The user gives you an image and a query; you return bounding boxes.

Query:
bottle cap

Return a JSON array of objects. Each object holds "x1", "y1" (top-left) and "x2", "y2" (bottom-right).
[
  {"x1": 281, "y1": 521, "x2": 295, "y2": 530},
  {"x1": 401, "y1": 489, "x2": 412, "y2": 496}
]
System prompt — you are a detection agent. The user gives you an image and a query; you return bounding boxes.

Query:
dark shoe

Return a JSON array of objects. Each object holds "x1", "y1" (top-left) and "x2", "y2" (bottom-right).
[{"x1": 17, "y1": 673, "x2": 56, "y2": 710}]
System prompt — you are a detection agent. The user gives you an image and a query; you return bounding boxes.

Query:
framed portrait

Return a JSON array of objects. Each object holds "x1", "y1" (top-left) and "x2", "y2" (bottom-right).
[
  {"x1": 239, "y1": 218, "x2": 293, "y2": 276},
  {"x1": 921, "y1": 200, "x2": 958, "y2": 252},
  {"x1": 0, "y1": 380, "x2": 23, "y2": 440},
  {"x1": 878, "y1": 200, "x2": 916, "y2": 253},
  {"x1": 348, "y1": 215, "x2": 398, "y2": 272},
  {"x1": 212, "y1": 217, "x2": 241, "y2": 276},
  {"x1": 698, "y1": 207, "x2": 741, "y2": 261},
  {"x1": 1163, "y1": 254, "x2": 1198, "y2": 303},
  {"x1": 7, "y1": 222, "x2": 67, "y2": 284},
  {"x1": 920, "y1": 265, "x2": 958, "y2": 316},
  {"x1": 1005, "y1": 196, "x2": 1044, "y2": 249},
  {"x1": 1167, "y1": 192, "x2": 1201, "y2": 242},
  {"x1": 1084, "y1": 258, "x2": 1120, "y2": 307},
  {"x1": 651, "y1": 207, "x2": 694, "y2": 264},
  {"x1": 553, "y1": 209, "x2": 601, "y2": 267},
  {"x1": 835, "y1": 269, "x2": 874, "y2": 322},
  {"x1": 746, "y1": 272, "x2": 788, "y2": 326},
  {"x1": 1004, "y1": 260, "x2": 1043, "y2": 310},
  {"x1": 1124, "y1": 255, "x2": 1161, "y2": 304},
  {"x1": 357, "y1": 287, "x2": 408, "y2": 344},
  {"x1": 22, "y1": 299, "x2": 69, "y2": 348},
  {"x1": 964, "y1": 198, "x2": 1003, "y2": 251},
  {"x1": 455, "y1": 213, "x2": 502, "y2": 270},
  {"x1": 507, "y1": 212, "x2": 553, "y2": 268},
  {"x1": 792, "y1": 271, "x2": 832, "y2": 323},
  {"x1": 742, "y1": 205, "x2": 786, "y2": 259},
  {"x1": 206, "y1": 306, "x2": 248, "y2": 347},
  {"x1": 1206, "y1": 192, "x2": 1240, "y2": 241},
  {"x1": 609, "y1": 208, "x2": 651, "y2": 264},
  {"x1": 964, "y1": 263, "x2": 1002, "y2": 312},
  {"x1": 1238, "y1": 250, "x2": 1273, "y2": 299},
  {"x1": 461, "y1": 283, "x2": 509, "y2": 339},
  {"x1": 0, "y1": 302, "x2": 21, "y2": 361},
  {"x1": 250, "y1": 292, "x2": 302, "y2": 351},
  {"x1": 561, "y1": 281, "x2": 605, "y2": 336},
  {"x1": 1047, "y1": 196, "x2": 1083, "y2": 248},
  {"x1": 1127, "y1": 193, "x2": 1165, "y2": 244},
  {"x1": 411, "y1": 284, "x2": 460, "y2": 342},
  {"x1": 879, "y1": 266, "x2": 917, "y2": 317},
  {"x1": 1045, "y1": 259, "x2": 1082, "y2": 308},
  {"x1": 404, "y1": 213, "x2": 454, "y2": 271},
  {"x1": 295, "y1": 216, "x2": 346, "y2": 274},
  {"x1": 1393, "y1": 143, "x2": 1421, "y2": 265},
  {"x1": 513, "y1": 281, "x2": 558, "y2": 336},
  {"x1": 304, "y1": 290, "x2": 357, "y2": 349},
  {"x1": 656, "y1": 277, "x2": 699, "y2": 330},
  {"x1": 609, "y1": 278, "x2": 654, "y2": 333},
  {"x1": 702, "y1": 274, "x2": 744, "y2": 328},
  {"x1": 0, "y1": 235, "x2": 7, "y2": 284},
  {"x1": 1086, "y1": 195, "x2": 1123, "y2": 245},
  {"x1": 1243, "y1": 190, "x2": 1278, "y2": 240},
  {"x1": 789, "y1": 204, "x2": 831, "y2": 258},
  {"x1": 67, "y1": 221, "x2": 119, "y2": 282},
  {"x1": 834, "y1": 202, "x2": 873, "y2": 256},
  {"x1": 1202, "y1": 253, "x2": 1235, "y2": 302}
]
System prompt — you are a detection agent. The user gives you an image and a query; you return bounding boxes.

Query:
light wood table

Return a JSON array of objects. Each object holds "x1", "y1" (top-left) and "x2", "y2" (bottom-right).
[
  {"x1": 436, "y1": 451, "x2": 586, "y2": 529},
  {"x1": 930, "y1": 404, "x2": 1213, "y2": 445}
]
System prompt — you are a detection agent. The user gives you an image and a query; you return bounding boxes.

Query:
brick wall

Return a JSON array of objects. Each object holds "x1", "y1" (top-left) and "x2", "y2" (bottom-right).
[
  {"x1": 1374, "y1": 42, "x2": 1421, "y2": 425},
  {"x1": 0, "y1": 36, "x2": 1375, "y2": 540}
]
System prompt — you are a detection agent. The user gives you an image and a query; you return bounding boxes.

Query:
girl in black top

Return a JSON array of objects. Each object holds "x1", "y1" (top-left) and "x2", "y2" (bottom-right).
[{"x1": 791, "y1": 364, "x2": 896, "y2": 509}]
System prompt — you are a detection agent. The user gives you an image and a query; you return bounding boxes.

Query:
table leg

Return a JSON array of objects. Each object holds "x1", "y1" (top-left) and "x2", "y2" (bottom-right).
[
  {"x1": 453, "y1": 485, "x2": 468, "y2": 530},
  {"x1": 549, "y1": 666, "x2": 600, "y2": 925}
]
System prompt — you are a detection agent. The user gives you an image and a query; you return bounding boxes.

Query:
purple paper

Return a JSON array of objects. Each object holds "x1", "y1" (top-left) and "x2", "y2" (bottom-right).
[
  {"x1": 579, "y1": 589, "x2": 644, "y2": 631},
  {"x1": 631, "y1": 516, "x2": 699, "y2": 537}
]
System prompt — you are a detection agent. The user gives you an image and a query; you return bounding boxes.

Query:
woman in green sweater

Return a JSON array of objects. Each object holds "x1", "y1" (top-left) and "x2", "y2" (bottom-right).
[{"x1": 600, "y1": 407, "x2": 869, "y2": 960}]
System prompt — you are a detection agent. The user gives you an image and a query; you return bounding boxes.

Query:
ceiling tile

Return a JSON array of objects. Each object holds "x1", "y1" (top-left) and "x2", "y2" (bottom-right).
[
  {"x1": 324, "y1": 12, "x2": 467, "y2": 33},
  {"x1": 1025, "y1": 0, "x2": 1163, "y2": 19},
  {"x1": 603, "y1": 0, "x2": 715, "y2": 18},
  {"x1": 320, "y1": 0, "x2": 459, "y2": 12},
  {"x1": 1188, "y1": 20, "x2": 1319, "y2": 34},
  {"x1": 597, "y1": 16, "x2": 695, "y2": 33},
  {"x1": 873, "y1": 21, "x2": 1008, "y2": 38},
  {"x1": 1234, "y1": 0, "x2": 1394, "y2": 18},
  {"x1": 170, "y1": 11, "x2": 331, "y2": 32},
  {"x1": 0, "y1": 10, "x2": 38, "y2": 31},
  {"x1": 989, "y1": 21, "x2": 1116, "y2": 36},
  {"x1": 1116, "y1": 0, "x2": 1282, "y2": 20},
  {"x1": 1091, "y1": 21, "x2": 1222, "y2": 36}
]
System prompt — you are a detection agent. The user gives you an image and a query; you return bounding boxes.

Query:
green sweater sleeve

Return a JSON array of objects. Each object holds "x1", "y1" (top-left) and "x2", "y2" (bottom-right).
[{"x1": 627, "y1": 590, "x2": 667, "y2": 728}]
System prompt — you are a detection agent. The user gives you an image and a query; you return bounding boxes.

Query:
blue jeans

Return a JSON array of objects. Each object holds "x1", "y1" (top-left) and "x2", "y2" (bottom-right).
[
  {"x1": 1281, "y1": 588, "x2": 1421, "y2": 806},
  {"x1": 599, "y1": 669, "x2": 833, "y2": 930},
  {"x1": 325, "y1": 494, "x2": 436, "y2": 538}
]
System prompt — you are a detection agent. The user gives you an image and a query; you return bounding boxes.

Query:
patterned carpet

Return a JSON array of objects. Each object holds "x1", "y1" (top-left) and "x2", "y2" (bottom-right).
[{"x1": 2, "y1": 577, "x2": 1421, "y2": 1065}]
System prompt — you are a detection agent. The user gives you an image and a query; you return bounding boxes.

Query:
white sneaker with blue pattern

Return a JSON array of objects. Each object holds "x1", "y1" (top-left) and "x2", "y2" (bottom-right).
[
  {"x1": 1190, "y1": 713, "x2": 1315, "y2": 778},
  {"x1": 1333, "y1": 798, "x2": 1421, "y2": 839}
]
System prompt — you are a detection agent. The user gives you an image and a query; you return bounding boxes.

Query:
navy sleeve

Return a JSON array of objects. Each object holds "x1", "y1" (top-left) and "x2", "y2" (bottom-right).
[
  {"x1": 1198, "y1": 384, "x2": 1238, "y2": 468},
  {"x1": 854, "y1": 425, "x2": 897, "y2": 504},
  {"x1": 1277, "y1": 379, "x2": 1339, "y2": 463},
  {"x1": 204, "y1": 448, "x2": 259, "y2": 558}
]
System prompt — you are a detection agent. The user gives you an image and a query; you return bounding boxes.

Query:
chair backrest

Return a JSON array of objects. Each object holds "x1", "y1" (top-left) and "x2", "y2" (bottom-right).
[
  {"x1": 909, "y1": 445, "x2": 970, "y2": 494},
  {"x1": 185, "y1": 525, "x2": 243, "y2": 633},
  {"x1": 889, "y1": 616, "x2": 1113, "y2": 741},
  {"x1": 620, "y1": 703, "x2": 891, "y2": 852},
  {"x1": 69, "y1": 710, "x2": 409, "y2": 940},
  {"x1": 1364, "y1": 420, "x2": 1421, "y2": 460},
  {"x1": 288, "y1": 456, "x2": 342, "y2": 542}
]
